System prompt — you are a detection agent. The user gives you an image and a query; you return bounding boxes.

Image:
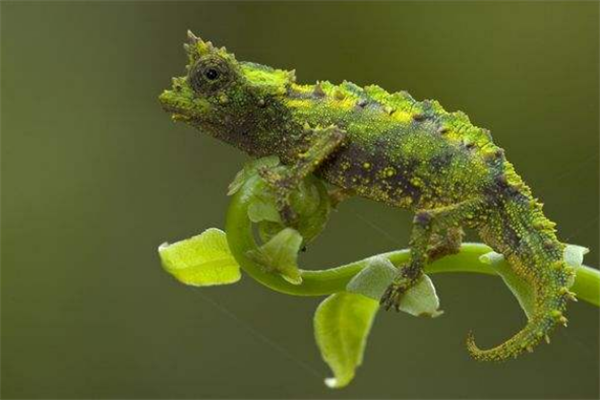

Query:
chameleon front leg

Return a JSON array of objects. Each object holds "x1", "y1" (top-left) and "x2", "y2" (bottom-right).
[
  {"x1": 259, "y1": 125, "x2": 346, "y2": 224},
  {"x1": 381, "y1": 200, "x2": 480, "y2": 311}
]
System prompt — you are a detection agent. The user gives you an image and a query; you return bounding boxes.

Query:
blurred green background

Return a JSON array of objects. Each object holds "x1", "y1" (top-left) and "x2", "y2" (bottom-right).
[{"x1": 1, "y1": 1, "x2": 598, "y2": 399}]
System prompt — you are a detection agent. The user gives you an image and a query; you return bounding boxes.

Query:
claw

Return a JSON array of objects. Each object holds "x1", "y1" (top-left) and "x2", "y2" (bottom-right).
[
  {"x1": 380, "y1": 266, "x2": 422, "y2": 312},
  {"x1": 380, "y1": 283, "x2": 403, "y2": 311}
]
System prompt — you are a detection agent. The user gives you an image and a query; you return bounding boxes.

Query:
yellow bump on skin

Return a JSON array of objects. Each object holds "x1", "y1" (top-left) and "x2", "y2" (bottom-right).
[
  {"x1": 550, "y1": 310, "x2": 562, "y2": 318},
  {"x1": 330, "y1": 97, "x2": 355, "y2": 111},
  {"x1": 533, "y1": 220, "x2": 546, "y2": 230},
  {"x1": 551, "y1": 261, "x2": 563, "y2": 270},
  {"x1": 333, "y1": 89, "x2": 346, "y2": 100},
  {"x1": 291, "y1": 83, "x2": 313, "y2": 94},
  {"x1": 290, "y1": 98, "x2": 315, "y2": 109},
  {"x1": 384, "y1": 167, "x2": 396, "y2": 177},
  {"x1": 410, "y1": 177, "x2": 424, "y2": 188},
  {"x1": 400, "y1": 197, "x2": 413, "y2": 207},
  {"x1": 392, "y1": 111, "x2": 412, "y2": 123},
  {"x1": 535, "y1": 331, "x2": 544, "y2": 339},
  {"x1": 558, "y1": 287, "x2": 576, "y2": 298},
  {"x1": 363, "y1": 162, "x2": 371, "y2": 169}
]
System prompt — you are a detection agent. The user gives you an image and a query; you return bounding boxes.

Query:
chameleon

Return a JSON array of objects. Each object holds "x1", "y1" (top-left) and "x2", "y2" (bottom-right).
[{"x1": 159, "y1": 31, "x2": 577, "y2": 362}]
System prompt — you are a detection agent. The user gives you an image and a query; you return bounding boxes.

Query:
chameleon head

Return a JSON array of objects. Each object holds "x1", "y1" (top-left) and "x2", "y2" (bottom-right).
[{"x1": 159, "y1": 31, "x2": 297, "y2": 154}]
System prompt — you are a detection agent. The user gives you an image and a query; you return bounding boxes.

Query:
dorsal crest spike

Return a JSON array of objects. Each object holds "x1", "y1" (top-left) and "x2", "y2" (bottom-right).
[
  {"x1": 187, "y1": 30, "x2": 200, "y2": 44},
  {"x1": 313, "y1": 81, "x2": 326, "y2": 97},
  {"x1": 288, "y1": 69, "x2": 297, "y2": 83}
]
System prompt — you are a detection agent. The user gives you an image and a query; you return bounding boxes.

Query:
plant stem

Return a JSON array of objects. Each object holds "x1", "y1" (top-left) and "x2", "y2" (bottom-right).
[{"x1": 225, "y1": 179, "x2": 600, "y2": 306}]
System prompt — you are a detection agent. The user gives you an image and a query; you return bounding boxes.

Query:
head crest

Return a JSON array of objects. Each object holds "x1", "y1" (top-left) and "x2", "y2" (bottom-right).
[{"x1": 183, "y1": 30, "x2": 236, "y2": 66}]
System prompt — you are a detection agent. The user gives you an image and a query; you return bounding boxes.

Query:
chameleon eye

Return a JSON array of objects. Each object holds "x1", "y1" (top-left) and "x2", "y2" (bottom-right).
[
  {"x1": 189, "y1": 57, "x2": 232, "y2": 95},
  {"x1": 204, "y1": 68, "x2": 219, "y2": 81}
]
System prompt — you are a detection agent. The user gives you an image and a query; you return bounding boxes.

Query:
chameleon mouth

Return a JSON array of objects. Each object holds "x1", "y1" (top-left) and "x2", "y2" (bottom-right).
[
  {"x1": 158, "y1": 89, "x2": 195, "y2": 122},
  {"x1": 158, "y1": 90, "x2": 181, "y2": 112},
  {"x1": 158, "y1": 82, "x2": 212, "y2": 123}
]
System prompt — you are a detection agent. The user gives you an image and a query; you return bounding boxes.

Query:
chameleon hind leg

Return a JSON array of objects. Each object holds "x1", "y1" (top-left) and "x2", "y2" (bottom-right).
[
  {"x1": 381, "y1": 200, "x2": 480, "y2": 311},
  {"x1": 259, "y1": 125, "x2": 346, "y2": 225}
]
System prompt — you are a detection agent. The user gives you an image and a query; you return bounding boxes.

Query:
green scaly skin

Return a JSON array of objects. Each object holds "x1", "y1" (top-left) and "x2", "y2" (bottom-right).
[{"x1": 159, "y1": 31, "x2": 576, "y2": 362}]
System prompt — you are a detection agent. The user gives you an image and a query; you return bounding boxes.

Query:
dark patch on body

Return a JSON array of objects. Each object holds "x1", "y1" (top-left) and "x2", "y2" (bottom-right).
[
  {"x1": 317, "y1": 142, "x2": 423, "y2": 207},
  {"x1": 429, "y1": 151, "x2": 453, "y2": 173},
  {"x1": 355, "y1": 98, "x2": 369, "y2": 110},
  {"x1": 362, "y1": 100, "x2": 386, "y2": 115}
]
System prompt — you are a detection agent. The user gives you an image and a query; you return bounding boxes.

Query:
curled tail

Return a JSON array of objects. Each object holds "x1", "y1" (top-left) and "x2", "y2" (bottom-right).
[
  {"x1": 470, "y1": 183, "x2": 577, "y2": 361},
  {"x1": 466, "y1": 274, "x2": 573, "y2": 361}
]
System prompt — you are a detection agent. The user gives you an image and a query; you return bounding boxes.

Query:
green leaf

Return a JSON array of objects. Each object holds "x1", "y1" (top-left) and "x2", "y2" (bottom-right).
[
  {"x1": 398, "y1": 275, "x2": 444, "y2": 318},
  {"x1": 245, "y1": 227, "x2": 303, "y2": 284},
  {"x1": 314, "y1": 292, "x2": 378, "y2": 389},
  {"x1": 346, "y1": 256, "x2": 397, "y2": 300},
  {"x1": 346, "y1": 257, "x2": 443, "y2": 318},
  {"x1": 247, "y1": 199, "x2": 281, "y2": 224},
  {"x1": 564, "y1": 244, "x2": 589, "y2": 287},
  {"x1": 159, "y1": 228, "x2": 241, "y2": 286},
  {"x1": 564, "y1": 244, "x2": 589, "y2": 268}
]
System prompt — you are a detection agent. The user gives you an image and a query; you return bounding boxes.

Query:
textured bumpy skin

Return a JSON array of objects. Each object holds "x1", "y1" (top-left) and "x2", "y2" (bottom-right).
[{"x1": 159, "y1": 32, "x2": 576, "y2": 362}]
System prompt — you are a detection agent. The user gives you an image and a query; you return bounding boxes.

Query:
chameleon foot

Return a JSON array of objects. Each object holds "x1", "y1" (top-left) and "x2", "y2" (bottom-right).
[
  {"x1": 380, "y1": 267, "x2": 422, "y2": 311},
  {"x1": 380, "y1": 283, "x2": 406, "y2": 311},
  {"x1": 258, "y1": 167, "x2": 298, "y2": 226}
]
